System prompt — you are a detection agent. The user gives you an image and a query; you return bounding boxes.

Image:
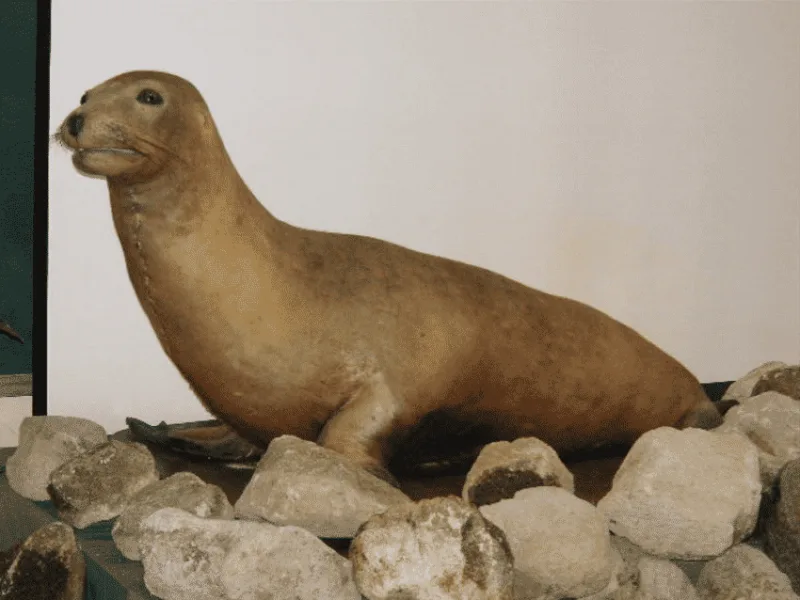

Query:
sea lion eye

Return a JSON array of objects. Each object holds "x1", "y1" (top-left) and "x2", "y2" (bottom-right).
[
  {"x1": 136, "y1": 89, "x2": 164, "y2": 106},
  {"x1": 80, "y1": 93, "x2": 88, "y2": 105}
]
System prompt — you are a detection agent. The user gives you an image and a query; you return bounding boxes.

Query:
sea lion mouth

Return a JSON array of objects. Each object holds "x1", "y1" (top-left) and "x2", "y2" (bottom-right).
[{"x1": 77, "y1": 147, "x2": 143, "y2": 157}]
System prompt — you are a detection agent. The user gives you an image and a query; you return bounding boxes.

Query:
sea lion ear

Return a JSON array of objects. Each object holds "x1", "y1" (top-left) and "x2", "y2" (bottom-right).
[{"x1": 194, "y1": 111, "x2": 217, "y2": 140}]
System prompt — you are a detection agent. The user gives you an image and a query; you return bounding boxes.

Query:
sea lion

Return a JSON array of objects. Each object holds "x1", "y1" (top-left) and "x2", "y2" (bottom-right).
[{"x1": 58, "y1": 70, "x2": 722, "y2": 482}]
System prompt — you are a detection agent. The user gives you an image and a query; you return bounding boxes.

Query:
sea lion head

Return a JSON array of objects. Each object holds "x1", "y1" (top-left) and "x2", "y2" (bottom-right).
[{"x1": 58, "y1": 71, "x2": 220, "y2": 184}]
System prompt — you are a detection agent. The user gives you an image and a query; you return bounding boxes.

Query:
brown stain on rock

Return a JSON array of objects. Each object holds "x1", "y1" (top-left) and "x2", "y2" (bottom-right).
[
  {"x1": 753, "y1": 366, "x2": 800, "y2": 401},
  {"x1": 0, "y1": 548, "x2": 69, "y2": 600},
  {"x1": 468, "y1": 468, "x2": 560, "y2": 507}
]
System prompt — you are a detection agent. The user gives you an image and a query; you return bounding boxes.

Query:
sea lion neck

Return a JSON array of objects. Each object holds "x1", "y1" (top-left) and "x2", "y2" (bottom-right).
[{"x1": 106, "y1": 145, "x2": 282, "y2": 236}]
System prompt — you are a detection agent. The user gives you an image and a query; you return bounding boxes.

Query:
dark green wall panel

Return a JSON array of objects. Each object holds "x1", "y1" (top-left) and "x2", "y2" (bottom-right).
[{"x1": 0, "y1": 0, "x2": 38, "y2": 374}]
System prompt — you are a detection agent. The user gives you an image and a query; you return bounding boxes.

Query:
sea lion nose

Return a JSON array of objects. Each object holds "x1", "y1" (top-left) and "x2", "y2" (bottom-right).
[{"x1": 67, "y1": 114, "x2": 84, "y2": 137}]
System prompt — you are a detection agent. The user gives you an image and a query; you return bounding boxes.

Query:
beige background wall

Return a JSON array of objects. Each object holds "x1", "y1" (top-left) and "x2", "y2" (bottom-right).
[{"x1": 47, "y1": 1, "x2": 800, "y2": 434}]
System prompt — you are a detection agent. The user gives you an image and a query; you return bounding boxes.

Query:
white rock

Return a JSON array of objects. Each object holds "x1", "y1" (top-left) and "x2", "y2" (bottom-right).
[
  {"x1": 235, "y1": 435, "x2": 411, "y2": 538},
  {"x1": 462, "y1": 437, "x2": 574, "y2": 506},
  {"x1": 596, "y1": 427, "x2": 761, "y2": 560},
  {"x1": 723, "y1": 362, "x2": 788, "y2": 401},
  {"x1": 577, "y1": 548, "x2": 626, "y2": 600},
  {"x1": 480, "y1": 486, "x2": 613, "y2": 600},
  {"x1": 609, "y1": 534, "x2": 647, "y2": 580},
  {"x1": 715, "y1": 392, "x2": 800, "y2": 488},
  {"x1": 112, "y1": 471, "x2": 234, "y2": 560},
  {"x1": 6, "y1": 416, "x2": 108, "y2": 501},
  {"x1": 351, "y1": 496, "x2": 514, "y2": 600},
  {"x1": 140, "y1": 508, "x2": 360, "y2": 600},
  {"x1": 636, "y1": 555, "x2": 699, "y2": 600}
]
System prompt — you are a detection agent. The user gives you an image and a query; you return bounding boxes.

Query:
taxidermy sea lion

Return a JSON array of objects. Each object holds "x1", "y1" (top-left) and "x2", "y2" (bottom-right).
[{"x1": 58, "y1": 71, "x2": 723, "y2": 482}]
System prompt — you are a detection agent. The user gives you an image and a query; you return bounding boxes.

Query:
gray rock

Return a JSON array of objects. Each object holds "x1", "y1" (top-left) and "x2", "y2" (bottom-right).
[
  {"x1": 480, "y1": 486, "x2": 613, "y2": 600},
  {"x1": 596, "y1": 427, "x2": 762, "y2": 560},
  {"x1": 47, "y1": 440, "x2": 159, "y2": 528},
  {"x1": 139, "y1": 507, "x2": 359, "y2": 600},
  {"x1": 753, "y1": 366, "x2": 800, "y2": 401},
  {"x1": 696, "y1": 544, "x2": 799, "y2": 600},
  {"x1": 462, "y1": 437, "x2": 574, "y2": 507},
  {"x1": 112, "y1": 471, "x2": 234, "y2": 560},
  {"x1": 723, "y1": 362, "x2": 788, "y2": 402},
  {"x1": 5, "y1": 416, "x2": 108, "y2": 501},
  {"x1": 235, "y1": 435, "x2": 411, "y2": 538},
  {"x1": 350, "y1": 496, "x2": 513, "y2": 600},
  {"x1": 715, "y1": 392, "x2": 800, "y2": 487},
  {"x1": 764, "y1": 459, "x2": 800, "y2": 594},
  {"x1": 0, "y1": 522, "x2": 86, "y2": 600}
]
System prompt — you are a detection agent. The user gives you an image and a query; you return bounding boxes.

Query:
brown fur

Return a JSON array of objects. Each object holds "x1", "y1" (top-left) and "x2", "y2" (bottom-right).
[{"x1": 59, "y1": 70, "x2": 721, "y2": 481}]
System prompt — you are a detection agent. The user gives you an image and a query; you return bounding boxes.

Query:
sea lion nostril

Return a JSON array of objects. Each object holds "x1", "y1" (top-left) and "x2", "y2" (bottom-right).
[{"x1": 67, "y1": 114, "x2": 84, "y2": 137}]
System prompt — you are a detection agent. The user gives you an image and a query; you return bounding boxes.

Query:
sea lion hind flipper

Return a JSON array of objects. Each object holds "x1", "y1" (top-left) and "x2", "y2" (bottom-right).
[
  {"x1": 713, "y1": 399, "x2": 740, "y2": 417},
  {"x1": 126, "y1": 417, "x2": 264, "y2": 461}
]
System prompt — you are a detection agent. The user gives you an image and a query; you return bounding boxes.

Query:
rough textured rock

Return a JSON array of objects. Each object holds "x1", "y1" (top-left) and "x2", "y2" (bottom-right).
[
  {"x1": 112, "y1": 471, "x2": 234, "y2": 560},
  {"x1": 462, "y1": 437, "x2": 574, "y2": 506},
  {"x1": 764, "y1": 459, "x2": 800, "y2": 594},
  {"x1": 579, "y1": 548, "x2": 626, "y2": 600},
  {"x1": 480, "y1": 486, "x2": 613, "y2": 600},
  {"x1": 235, "y1": 435, "x2": 411, "y2": 538},
  {"x1": 610, "y1": 535, "x2": 647, "y2": 587},
  {"x1": 753, "y1": 366, "x2": 800, "y2": 401},
  {"x1": 724, "y1": 362, "x2": 788, "y2": 402},
  {"x1": 350, "y1": 496, "x2": 513, "y2": 600},
  {"x1": 696, "y1": 544, "x2": 799, "y2": 600},
  {"x1": 140, "y1": 507, "x2": 359, "y2": 600},
  {"x1": 47, "y1": 440, "x2": 160, "y2": 528},
  {"x1": 715, "y1": 392, "x2": 800, "y2": 487},
  {"x1": 636, "y1": 555, "x2": 699, "y2": 600},
  {"x1": 596, "y1": 427, "x2": 762, "y2": 560},
  {"x1": 0, "y1": 522, "x2": 85, "y2": 600},
  {"x1": 5, "y1": 416, "x2": 108, "y2": 501},
  {"x1": 581, "y1": 536, "x2": 702, "y2": 600}
]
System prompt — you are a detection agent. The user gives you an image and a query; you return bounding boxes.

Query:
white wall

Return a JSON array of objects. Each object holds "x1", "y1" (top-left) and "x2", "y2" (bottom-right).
[{"x1": 48, "y1": 0, "x2": 800, "y2": 434}]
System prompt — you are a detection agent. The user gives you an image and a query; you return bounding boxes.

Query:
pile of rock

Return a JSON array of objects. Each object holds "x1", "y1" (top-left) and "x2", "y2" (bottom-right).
[{"x1": 2, "y1": 361, "x2": 799, "y2": 600}]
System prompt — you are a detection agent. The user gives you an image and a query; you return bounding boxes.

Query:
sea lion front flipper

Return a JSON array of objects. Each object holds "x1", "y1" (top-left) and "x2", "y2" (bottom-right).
[
  {"x1": 126, "y1": 417, "x2": 264, "y2": 461},
  {"x1": 316, "y1": 374, "x2": 404, "y2": 487}
]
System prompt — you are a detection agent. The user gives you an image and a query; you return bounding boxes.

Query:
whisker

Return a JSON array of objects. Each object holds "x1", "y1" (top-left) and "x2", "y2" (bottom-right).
[{"x1": 50, "y1": 130, "x2": 67, "y2": 147}]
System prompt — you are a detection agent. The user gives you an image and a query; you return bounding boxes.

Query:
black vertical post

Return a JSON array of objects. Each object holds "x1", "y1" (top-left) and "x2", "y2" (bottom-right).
[{"x1": 31, "y1": 0, "x2": 52, "y2": 416}]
